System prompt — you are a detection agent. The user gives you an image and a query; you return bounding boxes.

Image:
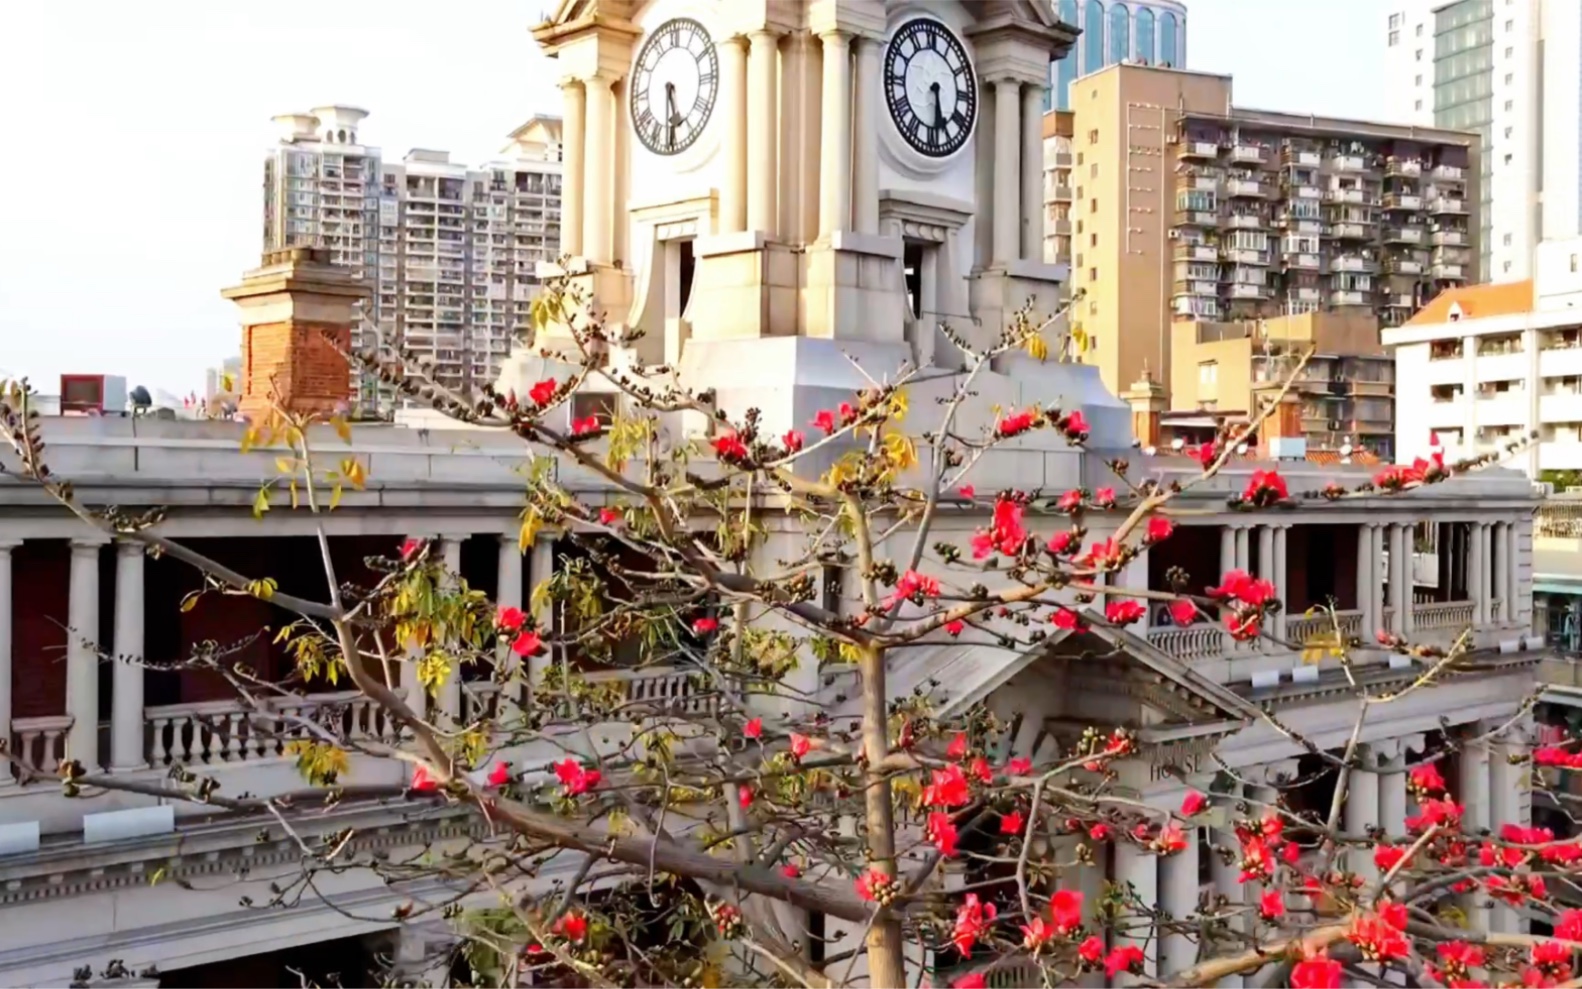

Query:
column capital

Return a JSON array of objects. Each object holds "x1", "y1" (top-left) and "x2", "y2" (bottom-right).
[
  {"x1": 0, "y1": 536, "x2": 20, "y2": 551},
  {"x1": 70, "y1": 535, "x2": 109, "y2": 552},
  {"x1": 115, "y1": 537, "x2": 146, "y2": 558}
]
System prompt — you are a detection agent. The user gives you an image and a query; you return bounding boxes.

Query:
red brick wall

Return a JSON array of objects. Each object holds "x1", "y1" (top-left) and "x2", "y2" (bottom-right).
[
  {"x1": 240, "y1": 319, "x2": 351, "y2": 421},
  {"x1": 9, "y1": 541, "x2": 70, "y2": 718}
]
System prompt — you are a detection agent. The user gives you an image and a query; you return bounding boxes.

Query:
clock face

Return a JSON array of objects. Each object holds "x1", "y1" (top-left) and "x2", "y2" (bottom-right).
[
  {"x1": 884, "y1": 18, "x2": 977, "y2": 158},
  {"x1": 630, "y1": 17, "x2": 719, "y2": 156}
]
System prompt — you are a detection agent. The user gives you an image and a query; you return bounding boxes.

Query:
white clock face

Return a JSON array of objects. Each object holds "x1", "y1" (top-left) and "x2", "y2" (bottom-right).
[
  {"x1": 884, "y1": 19, "x2": 977, "y2": 158},
  {"x1": 630, "y1": 18, "x2": 718, "y2": 156}
]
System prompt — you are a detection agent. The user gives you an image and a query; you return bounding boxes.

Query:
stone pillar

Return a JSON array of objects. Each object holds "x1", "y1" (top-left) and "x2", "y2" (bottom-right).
[
  {"x1": 1505, "y1": 520, "x2": 1520, "y2": 624},
  {"x1": 560, "y1": 79, "x2": 586, "y2": 257},
  {"x1": 1458, "y1": 726, "x2": 1492, "y2": 930},
  {"x1": 529, "y1": 536, "x2": 556, "y2": 693},
  {"x1": 1372, "y1": 524, "x2": 1387, "y2": 633},
  {"x1": 1210, "y1": 815, "x2": 1246, "y2": 988},
  {"x1": 817, "y1": 30, "x2": 852, "y2": 239},
  {"x1": 1256, "y1": 526, "x2": 1275, "y2": 586},
  {"x1": 404, "y1": 536, "x2": 430, "y2": 719},
  {"x1": 1234, "y1": 525, "x2": 1250, "y2": 573},
  {"x1": 221, "y1": 247, "x2": 368, "y2": 422},
  {"x1": 1159, "y1": 832, "x2": 1200, "y2": 974},
  {"x1": 66, "y1": 537, "x2": 103, "y2": 769},
  {"x1": 1378, "y1": 749, "x2": 1410, "y2": 843},
  {"x1": 1114, "y1": 841, "x2": 1159, "y2": 979},
  {"x1": 582, "y1": 74, "x2": 616, "y2": 265},
  {"x1": 1357, "y1": 524, "x2": 1376, "y2": 637},
  {"x1": 111, "y1": 539, "x2": 146, "y2": 771},
  {"x1": 497, "y1": 533, "x2": 525, "y2": 718},
  {"x1": 716, "y1": 37, "x2": 749, "y2": 235},
  {"x1": 1219, "y1": 525, "x2": 1236, "y2": 577},
  {"x1": 1343, "y1": 745, "x2": 1380, "y2": 884},
  {"x1": 1388, "y1": 523, "x2": 1409, "y2": 635},
  {"x1": 992, "y1": 79, "x2": 1022, "y2": 265},
  {"x1": 747, "y1": 30, "x2": 780, "y2": 238},
  {"x1": 1020, "y1": 81, "x2": 1044, "y2": 260},
  {"x1": 439, "y1": 535, "x2": 466, "y2": 721},
  {"x1": 1492, "y1": 521, "x2": 1507, "y2": 622},
  {"x1": 1471, "y1": 522, "x2": 1488, "y2": 625},
  {"x1": 852, "y1": 36, "x2": 881, "y2": 236},
  {"x1": 1489, "y1": 722, "x2": 1531, "y2": 934},
  {"x1": 0, "y1": 538, "x2": 16, "y2": 788}
]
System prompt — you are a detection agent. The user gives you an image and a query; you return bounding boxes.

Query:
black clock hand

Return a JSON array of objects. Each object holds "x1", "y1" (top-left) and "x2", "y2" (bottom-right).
[
  {"x1": 664, "y1": 82, "x2": 677, "y2": 150},
  {"x1": 930, "y1": 81, "x2": 944, "y2": 137}
]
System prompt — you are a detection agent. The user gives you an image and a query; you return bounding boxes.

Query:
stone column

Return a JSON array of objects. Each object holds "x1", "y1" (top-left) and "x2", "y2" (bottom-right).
[
  {"x1": 560, "y1": 79, "x2": 586, "y2": 258},
  {"x1": 1372, "y1": 523, "x2": 1387, "y2": 632},
  {"x1": 1272, "y1": 525, "x2": 1288, "y2": 640},
  {"x1": 719, "y1": 37, "x2": 748, "y2": 235},
  {"x1": 1378, "y1": 746, "x2": 1411, "y2": 843},
  {"x1": 817, "y1": 30, "x2": 852, "y2": 239},
  {"x1": 747, "y1": 30, "x2": 780, "y2": 238},
  {"x1": 67, "y1": 537, "x2": 103, "y2": 769},
  {"x1": 1159, "y1": 831, "x2": 1200, "y2": 974},
  {"x1": 1020, "y1": 81, "x2": 1044, "y2": 260},
  {"x1": 1256, "y1": 526, "x2": 1275, "y2": 586},
  {"x1": 1505, "y1": 520, "x2": 1520, "y2": 624},
  {"x1": 582, "y1": 74, "x2": 616, "y2": 265},
  {"x1": 992, "y1": 79, "x2": 1022, "y2": 265},
  {"x1": 1489, "y1": 721, "x2": 1531, "y2": 934},
  {"x1": 1343, "y1": 745, "x2": 1380, "y2": 884},
  {"x1": 0, "y1": 538, "x2": 16, "y2": 788},
  {"x1": 1219, "y1": 525, "x2": 1236, "y2": 578},
  {"x1": 1388, "y1": 523, "x2": 1409, "y2": 635},
  {"x1": 1468, "y1": 522, "x2": 1480, "y2": 620},
  {"x1": 1492, "y1": 521, "x2": 1508, "y2": 622},
  {"x1": 1114, "y1": 841, "x2": 1159, "y2": 979},
  {"x1": 1234, "y1": 525, "x2": 1250, "y2": 573},
  {"x1": 111, "y1": 539, "x2": 146, "y2": 771},
  {"x1": 439, "y1": 535, "x2": 466, "y2": 721},
  {"x1": 1356, "y1": 524, "x2": 1375, "y2": 637},
  {"x1": 529, "y1": 536, "x2": 556, "y2": 695},
  {"x1": 1458, "y1": 725, "x2": 1492, "y2": 930},
  {"x1": 497, "y1": 533, "x2": 525, "y2": 719},
  {"x1": 852, "y1": 36, "x2": 881, "y2": 236},
  {"x1": 1210, "y1": 814, "x2": 1246, "y2": 988}
]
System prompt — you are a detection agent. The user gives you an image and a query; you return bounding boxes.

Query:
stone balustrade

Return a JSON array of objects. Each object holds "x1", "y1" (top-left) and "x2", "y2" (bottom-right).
[
  {"x1": 1413, "y1": 600, "x2": 1476, "y2": 631},
  {"x1": 8, "y1": 715, "x2": 73, "y2": 781},
  {"x1": 146, "y1": 691, "x2": 400, "y2": 768},
  {"x1": 1147, "y1": 626, "x2": 1230, "y2": 662},
  {"x1": 1285, "y1": 610, "x2": 1364, "y2": 646}
]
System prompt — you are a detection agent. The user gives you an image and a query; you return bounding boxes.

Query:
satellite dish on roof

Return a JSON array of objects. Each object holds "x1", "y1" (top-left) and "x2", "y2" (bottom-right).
[{"x1": 130, "y1": 385, "x2": 153, "y2": 413}]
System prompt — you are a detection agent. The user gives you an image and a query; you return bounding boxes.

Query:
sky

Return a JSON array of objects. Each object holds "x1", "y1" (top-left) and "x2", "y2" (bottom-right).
[{"x1": 0, "y1": 0, "x2": 1389, "y2": 396}]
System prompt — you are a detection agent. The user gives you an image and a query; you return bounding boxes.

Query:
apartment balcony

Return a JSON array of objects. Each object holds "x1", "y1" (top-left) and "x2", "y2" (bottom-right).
[
  {"x1": 1286, "y1": 183, "x2": 1323, "y2": 200},
  {"x1": 1476, "y1": 394, "x2": 1529, "y2": 426},
  {"x1": 1384, "y1": 225, "x2": 1425, "y2": 245},
  {"x1": 1431, "y1": 262, "x2": 1467, "y2": 280},
  {"x1": 1052, "y1": 183, "x2": 1073, "y2": 201},
  {"x1": 1330, "y1": 254, "x2": 1376, "y2": 273},
  {"x1": 1381, "y1": 292, "x2": 1417, "y2": 309},
  {"x1": 1181, "y1": 174, "x2": 1220, "y2": 192},
  {"x1": 1539, "y1": 348, "x2": 1582, "y2": 378},
  {"x1": 1224, "y1": 247, "x2": 1270, "y2": 266},
  {"x1": 1288, "y1": 285, "x2": 1322, "y2": 302},
  {"x1": 1175, "y1": 210, "x2": 1220, "y2": 227},
  {"x1": 1541, "y1": 393, "x2": 1582, "y2": 423},
  {"x1": 1431, "y1": 230, "x2": 1468, "y2": 246},
  {"x1": 1285, "y1": 252, "x2": 1322, "y2": 270},
  {"x1": 1431, "y1": 163, "x2": 1466, "y2": 181},
  {"x1": 1383, "y1": 193, "x2": 1424, "y2": 211},
  {"x1": 1425, "y1": 397, "x2": 1468, "y2": 427},
  {"x1": 1226, "y1": 213, "x2": 1267, "y2": 230},
  {"x1": 1331, "y1": 222, "x2": 1372, "y2": 240},
  {"x1": 1385, "y1": 157, "x2": 1424, "y2": 178},
  {"x1": 1327, "y1": 153, "x2": 1372, "y2": 172},
  {"x1": 1173, "y1": 279, "x2": 1221, "y2": 298},
  {"x1": 1326, "y1": 188, "x2": 1373, "y2": 205},
  {"x1": 1433, "y1": 245, "x2": 1471, "y2": 266},
  {"x1": 1285, "y1": 217, "x2": 1325, "y2": 236},
  {"x1": 1226, "y1": 178, "x2": 1267, "y2": 197},
  {"x1": 1330, "y1": 289, "x2": 1369, "y2": 306},
  {"x1": 1430, "y1": 197, "x2": 1468, "y2": 215},
  {"x1": 1283, "y1": 148, "x2": 1323, "y2": 168},
  {"x1": 1230, "y1": 144, "x2": 1267, "y2": 164},
  {"x1": 1173, "y1": 243, "x2": 1219, "y2": 262},
  {"x1": 1047, "y1": 150, "x2": 1074, "y2": 168},
  {"x1": 1178, "y1": 139, "x2": 1221, "y2": 159},
  {"x1": 1228, "y1": 282, "x2": 1271, "y2": 300},
  {"x1": 1051, "y1": 218, "x2": 1072, "y2": 235}
]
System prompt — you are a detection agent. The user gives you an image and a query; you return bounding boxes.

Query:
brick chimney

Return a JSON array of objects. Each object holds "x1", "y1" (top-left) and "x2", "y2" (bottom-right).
[
  {"x1": 221, "y1": 247, "x2": 367, "y2": 422},
  {"x1": 1120, "y1": 370, "x2": 1168, "y2": 448}
]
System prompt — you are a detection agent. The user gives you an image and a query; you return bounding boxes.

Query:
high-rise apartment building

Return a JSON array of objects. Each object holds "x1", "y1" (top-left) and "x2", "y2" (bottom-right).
[
  {"x1": 1383, "y1": 0, "x2": 1582, "y2": 283},
  {"x1": 1069, "y1": 63, "x2": 1479, "y2": 399},
  {"x1": 261, "y1": 107, "x2": 563, "y2": 407},
  {"x1": 1043, "y1": 110, "x2": 1075, "y2": 267},
  {"x1": 1047, "y1": 0, "x2": 1187, "y2": 111}
]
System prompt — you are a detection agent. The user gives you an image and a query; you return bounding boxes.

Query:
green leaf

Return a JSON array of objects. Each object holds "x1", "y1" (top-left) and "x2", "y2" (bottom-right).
[{"x1": 251, "y1": 487, "x2": 271, "y2": 519}]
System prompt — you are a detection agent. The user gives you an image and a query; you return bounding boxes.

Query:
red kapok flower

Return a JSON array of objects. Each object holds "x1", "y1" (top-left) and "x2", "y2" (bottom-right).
[
  {"x1": 1409, "y1": 761, "x2": 1447, "y2": 795},
  {"x1": 497, "y1": 605, "x2": 527, "y2": 631},
  {"x1": 946, "y1": 732, "x2": 969, "y2": 759},
  {"x1": 1349, "y1": 910, "x2": 1411, "y2": 962},
  {"x1": 781, "y1": 863, "x2": 802, "y2": 879},
  {"x1": 597, "y1": 506, "x2": 622, "y2": 526},
  {"x1": 510, "y1": 630, "x2": 543, "y2": 657},
  {"x1": 1181, "y1": 791, "x2": 1208, "y2": 817},
  {"x1": 944, "y1": 618, "x2": 965, "y2": 636},
  {"x1": 959, "y1": 484, "x2": 976, "y2": 499},
  {"x1": 1081, "y1": 537, "x2": 1124, "y2": 570},
  {"x1": 487, "y1": 761, "x2": 512, "y2": 788},
  {"x1": 1105, "y1": 599, "x2": 1147, "y2": 625},
  {"x1": 1050, "y1": 888, "x2": 1084, "y2": 934},
  {"x1": 411, "y1": 764, "x2": 439, "y2": 792},
  {"x1": 553, "y1": 758, "x2": 601, "y2": 796},
  {"x1": 1259, "y1": 889, "x2": 1285, "y2": 920},
  {"x1": 1241, "y1": 468, "x2": 1289, "y2": 505},
  {"x1": 1000, "y1": 810, "x2": 1025, "y2": 836},
  {"x1": 1021, "y1": 915, "x2": 1055, "y2": 952},
  {"x1": 1374, "y1": 843, "x2": 1406, "y2": 873},
  {"x1": 1155, "y1": 822, "x2": 1189, "y2": 854},
  {"x1": 1007, "y1": 756, "x2": 1032, "y2": 776},
  {"x1": 400, "y1": 537, "x2": 423, "y2": 561},
  {"x1": 1291, "y1": 953, "x2": 1342, "y2": 989},
  {"x1": 738, "y1": 784, "x2": 754, "y2": 809},
  {"x1": 1104, "y1": 945, "x2": 1145, "y2": 978},
  {"x1": 1169, "y1": 598, "x2": 1199, "y2": 626},
  {"x1": 1078, "y1": 935, "x2": 1105, "y2": 966},
  {"x1": 951, "y1": 893, "x2": 996, "y2": 954},
  {"x1": 1059, "y1": 409, "x2": 1090, "y2": 439},
  {"x1": 692, "y1": 616, "x2": 719, "y2": 634},
  {"x1": 952, "y1": 975, "x2": 987, "y2": 989},
  {"x1": 923, "y1": 764, "x2": 971, "y2": 808},
  {"x1": 1093, "y1": 486, "x2": 1117, "y2": 507},
  {"x1": 812, "y1": 409, "x2": 838, "y2": 433},
  {"x1": 1051, "y1": 607, "x2": 1087, "y2": 632},
  {"x1": 854, "y1": 867, "x2": 890, "y2": 902},
  {"x1": 743, "y1": 717, "x2": 763, "y2": 740},
  {"x1": 552, "y1": 911, "x2": 588, "y2": 942},
  {"x1": 996, "y1": 410, "x2": 1037, "y2": 437},
  {"x1": 928, "y1": 811, "x2": 960, "y2": 857},
  {"x1": 789, "y1": 733, "x2": 812, "y2": 760},
  {"x1": 1048, "y1": 529, "x2": 1077, "y2": 554},
  {"x1": 1056, "y1": 488, "x2": 1084, "y2": 513},
  {"x1": 571, "y1": 415, "x2": 600, "y2": 436},
  {"x1": 971, "y1": 496, "x2": 1030, "y2": 559},
  {"x1": 782, "y1": 429, "x2": 804, "y2": 453},
  {"x1": 712, "y1": 431, "x2": 749, "y2": 461},
  {"x1": 1557, "y1": 908, "x2": 1582, "y2": 942},
  {"x1": 1145, "y1": 516, "x2": 1175, "y2": 543},
  {"x1": 528, "y1": 378, "x2": 557, "y2": 407}
]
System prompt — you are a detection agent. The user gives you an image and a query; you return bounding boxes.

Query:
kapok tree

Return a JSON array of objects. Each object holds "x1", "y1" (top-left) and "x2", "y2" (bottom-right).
[{"x1": 0, "y1": 278, "x2": 1565, "y2": 989}]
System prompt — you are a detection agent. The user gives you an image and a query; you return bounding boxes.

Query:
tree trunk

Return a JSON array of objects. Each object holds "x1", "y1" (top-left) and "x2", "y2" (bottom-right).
[{"x1": 859, "y1": 646, "x2": 906, "y2": 988}]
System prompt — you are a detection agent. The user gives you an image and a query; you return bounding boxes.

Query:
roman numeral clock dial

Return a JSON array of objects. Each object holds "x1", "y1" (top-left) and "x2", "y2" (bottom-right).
[
  {"x1": 884, "y1": 18, "x2": 977, "y2": 158},
  {"x1": 630, "y1": 17, "x2": 718, "y2": 156}
]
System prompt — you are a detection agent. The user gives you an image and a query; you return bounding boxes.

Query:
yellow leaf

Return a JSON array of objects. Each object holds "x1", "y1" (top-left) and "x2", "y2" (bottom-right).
[
  {"x1": 273, "y1": 625, "x2": 293, "y2": 644},
  {"x1": 180, "y1": 591, "x2": 201, "y2": 613},
  {"x1": 329, "y1": 483, "x2": 343, "y2": 511},
  {"x1": 149, "y1": 867, "x2": 166, "y2": 886},
  {"x1": 888, "y1": 388, "x2": 910, "y2": 422},
  {"x1": 289, "y1": 479, "x2": 299, "y2": 509},
  {"x1": 331, "y1": 415, "x2": 352, "y2": 443},
  {"x1": 881, "y1": 431, "x2": 918, "y2": 472},
  {"x1": 1024, "y1": 333, "x2": 1050, "y2": 362},
  {"x1": 1070, "y1": 326, "x2": 1090, "y2": 356},
  {"x1": 239, "y1": 426, "x2": 258, "y2": 454},
  {"x1": 251, "y1": 487, "x2": 271, "y2": 519},
  {"x1": 518, "y1": 508, "x2": 542, "y2": 554},
  {"x1": 275, "y1": 456, "x2": 295, "y2": 475},
  {"x1": 341, "y1": 457, "x2": 367, "y2": 490}
]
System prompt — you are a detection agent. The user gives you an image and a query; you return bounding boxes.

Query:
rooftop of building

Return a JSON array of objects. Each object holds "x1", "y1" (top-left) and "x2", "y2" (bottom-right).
[{"x1": 1404, "y1": 280, "x2": 1537, "y2": 327}]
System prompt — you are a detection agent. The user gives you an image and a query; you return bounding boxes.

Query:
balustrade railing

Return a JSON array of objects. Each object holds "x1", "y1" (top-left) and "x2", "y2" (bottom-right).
[
  {"x1": 462, "y1": 681, "x2": 504, "y2": 724},
  {"x1": 588, "y1": 666, "x2": 720, "y2": 717},
  {"x1": 1286, "y1": 610, "x2": 1364, "y2": 645},
  {"x1": 9, "y1": 715, "x2": 73, "y2": 781},
  {"x1": 1412, "y1": 600, "x2": 1475, "y2": 630},
  {"x1": 145, "y1": 690, "x2": 400, "y2": 767},
  {"x1": 1147, "y1": 625, "x2": 1229, "y2": 662}
]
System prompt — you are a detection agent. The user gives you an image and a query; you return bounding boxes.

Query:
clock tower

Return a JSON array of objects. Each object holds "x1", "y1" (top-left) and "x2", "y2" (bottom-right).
[{"x1": 501, "y1": 0, "x2": 1128, "y2": 446}]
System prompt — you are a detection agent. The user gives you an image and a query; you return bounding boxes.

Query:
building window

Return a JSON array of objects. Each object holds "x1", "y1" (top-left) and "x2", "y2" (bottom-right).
[
  {"x1": 1090, "y1": 198, "x2": 1098, "y2": 213},
  {"x1": 1415, "y1": 49, "x2": 1422, "y2": 60},
  {"x1": 1504, "y1": 261, "x2": 1512, "y2": 273},
  {"x1": 1505, "y1": 102, "x2": 1514, "y2": 111},
  {"x1": 1088, "y1": 128, "x2": 1099, "y2": 144},
  {"x1": 1505, "y1": 153, "x2": 1513, "y2": 164},
  {"x1": 1089, "y1": 267, "x2": 1098, "y2": 281},
  {"x1": 1077, "y1": 152, "x2": 1084, "y2": 165},
  {"x1": 1571, "y1": 254, "x2": 1578, "y2": 273},
  {"x1": 1415, "y1": 99, "x2": 1423, "y2": 110},
  {"x1": 1090, "y1": 162, "x2": 1098, "y2": 177},
  {"x1": 1414, "y1": 74, "x2": 1422, "y2": 85},
  {"x1": 1083, "y1": 0, "x2": 1106, "y2": 73},
  {"x1": 1090, "y1": 232, "x2": 1098, "y2": 247},
  {"x1": 1389, "y1": 29, "x2": 1400, "y2": 45},
  {"x1": 1109, "y1": 3, "x2": 1131, "y2": 64},
  {"x1": 1505, "y1": 19, "x2": 1513, "y2": 30},
  {"x1": 1159, "y1": 10, "x2": 1179, "y2": 67},
  {"x1": 1198, "y1": 361, "x2": 1218, "y2": 398},
  {"x1": 1505, "y1": 73, "x2": 1514, "y2": 83},
  {"x1": 1504, "y1": 233, "x2": 1513, "y2": 246},
  {"x1": 1135, "y1": 6, "x2": 1155, "y2": 62},
  {"x1": 1417, "y1": 23, "x2": 1424, "y2": 35},
  {"x1": 1388, "y1": 12, "x2": 1401, "y2": 28}
]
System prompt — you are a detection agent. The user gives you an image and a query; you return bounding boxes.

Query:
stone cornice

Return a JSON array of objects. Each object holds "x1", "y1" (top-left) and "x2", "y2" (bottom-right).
[{"x1": 1238, "y1": 650, "x2": 1545, "y2": 713}]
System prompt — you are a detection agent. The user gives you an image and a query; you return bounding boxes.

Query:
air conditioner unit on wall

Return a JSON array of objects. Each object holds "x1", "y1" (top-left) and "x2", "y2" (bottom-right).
[{"x1": 1167, "y1": 229, "x2": 1181, "y2": 239}]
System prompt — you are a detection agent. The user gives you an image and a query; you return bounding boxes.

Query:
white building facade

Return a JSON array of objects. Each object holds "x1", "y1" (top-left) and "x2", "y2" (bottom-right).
[
  {"x1": 1386, "y1": 237, "x2": 1582, "y2": 475},
  {"x1": 1383, "y1": 0, "x2": 1582, "y2": 283}
]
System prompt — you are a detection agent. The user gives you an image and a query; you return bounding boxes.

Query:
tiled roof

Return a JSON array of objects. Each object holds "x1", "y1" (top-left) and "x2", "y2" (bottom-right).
[
  {"x1": 1305, "y1": 449, "x2": 1382, "y2": 467},
  {"x1": 1404, "y1": 280, "x2": 1534, "y2": 327}
]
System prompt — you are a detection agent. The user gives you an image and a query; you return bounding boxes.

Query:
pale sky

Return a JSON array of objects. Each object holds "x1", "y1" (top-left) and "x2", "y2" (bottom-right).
[{"x1": 0, "y1": 0, "x2": 1387, "y2": 396}]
